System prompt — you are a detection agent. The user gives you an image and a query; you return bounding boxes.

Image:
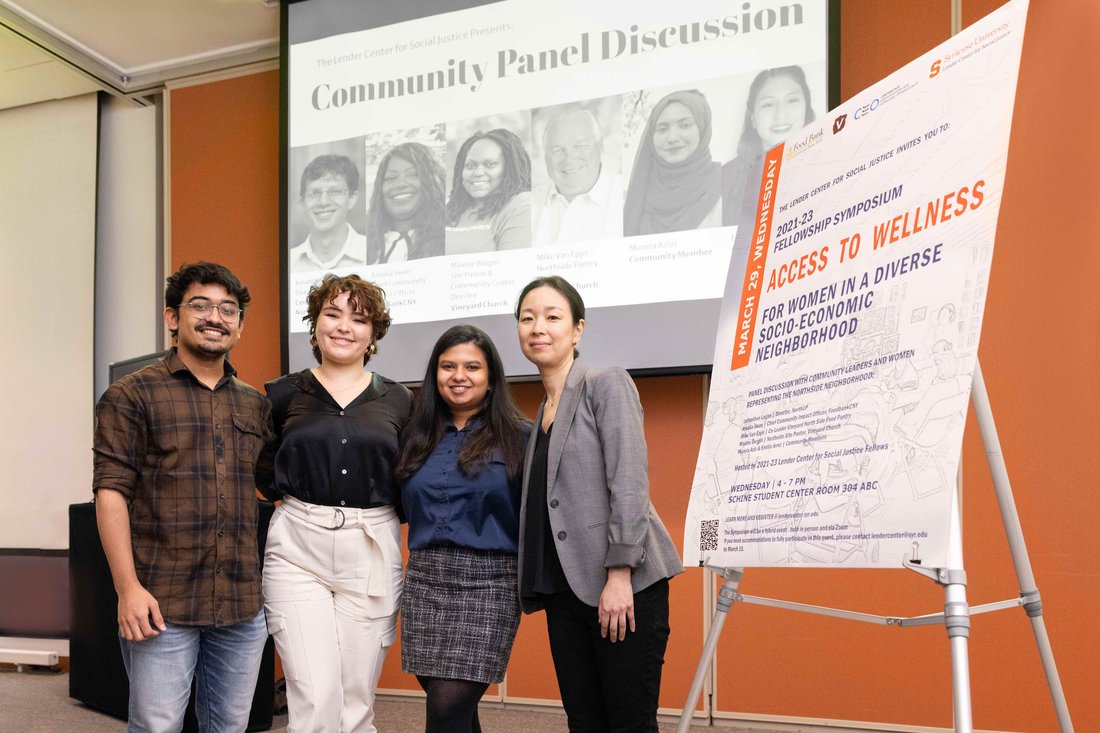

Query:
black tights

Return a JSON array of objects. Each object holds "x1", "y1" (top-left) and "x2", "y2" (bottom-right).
[{"x1": 417, "y1": 675, "x2": 488, "y2": 733}]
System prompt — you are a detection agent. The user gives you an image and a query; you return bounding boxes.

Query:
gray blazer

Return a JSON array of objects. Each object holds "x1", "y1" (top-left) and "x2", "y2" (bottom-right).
[{"x1": 518, "y1": 360, "x2": 683, "y2": 612}]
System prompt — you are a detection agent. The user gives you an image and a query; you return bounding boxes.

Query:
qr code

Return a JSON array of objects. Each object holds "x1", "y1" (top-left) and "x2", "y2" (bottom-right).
[{"x1": 699, "y1": 520, "x2": 719, "y2": 551}]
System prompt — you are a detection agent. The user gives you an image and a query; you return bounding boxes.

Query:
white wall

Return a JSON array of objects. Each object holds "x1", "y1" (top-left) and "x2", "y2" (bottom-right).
[
  {"x1": 94, "y1": 96, "x2": 161, "y2": 398},
  {"x1": 0, "y1": 94, "x2": 98, "y2": 549}
]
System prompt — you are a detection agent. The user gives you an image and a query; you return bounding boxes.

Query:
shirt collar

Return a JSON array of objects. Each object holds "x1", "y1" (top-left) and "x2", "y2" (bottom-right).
[
  {"x1": 302, "y1": 224, "x2": 358, "y2": 269},
  {"x1": 385, "y1": 229, "x2": 416, "y2": 242},
  {"x1": 447, "y1": 415, "x2": 484, "y2": 433},
  {"x1": 165, "y1": 347, "x2": 237, "y2": 387},
  {"x1": 297, "y1": 369, "x2": 386, "y2": 405},
  {"x1": 548, "y1": 164, "x2": 614, "y2": 206}
]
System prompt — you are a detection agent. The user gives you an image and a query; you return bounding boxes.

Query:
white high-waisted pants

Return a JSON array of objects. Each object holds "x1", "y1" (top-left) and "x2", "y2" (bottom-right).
[{"x1": 263, "y1": 496, "x2": 403, "y2": 733}]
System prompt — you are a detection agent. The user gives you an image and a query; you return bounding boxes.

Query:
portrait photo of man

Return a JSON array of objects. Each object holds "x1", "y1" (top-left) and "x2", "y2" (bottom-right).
[
  {"x1": 531, "y1": 99, "x2": 625, "y2": 247},
  {"x1": 289, "y1": 151, "x2": 368, "y2": 272}
]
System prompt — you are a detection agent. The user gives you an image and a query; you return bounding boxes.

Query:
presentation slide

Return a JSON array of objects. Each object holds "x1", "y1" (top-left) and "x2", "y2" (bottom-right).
[
  {"x1": 285, "y1": 0, "x2": 830, "y2": 379},
  {"x1": 683, "y1": 0, "x2": 1029, "y2": 569}
]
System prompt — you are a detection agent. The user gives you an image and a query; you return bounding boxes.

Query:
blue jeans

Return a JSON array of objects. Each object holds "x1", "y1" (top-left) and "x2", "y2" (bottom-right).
[{"x1": 119, "y1": 609, "x2": 267, "y2": 733}]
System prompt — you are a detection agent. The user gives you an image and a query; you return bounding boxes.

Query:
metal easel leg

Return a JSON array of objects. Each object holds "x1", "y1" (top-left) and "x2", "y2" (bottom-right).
[
  {"x1": 970, "y1": 361, "x2": 1075, "y2": 731},
  {"x1": 905, "y1": 483, "x2": 973, "y2": 731},
  {"x1": 676, "y1": 567, "x2": 743, "y2": 733},
  {"x1": 944, "y1": 489, "x2": 974, "y2": 733}
]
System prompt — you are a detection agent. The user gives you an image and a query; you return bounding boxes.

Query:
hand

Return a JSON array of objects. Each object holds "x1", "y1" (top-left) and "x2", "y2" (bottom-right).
[
  {"x1": 116, "y1": 584, "x2": 166, "y2": 641},
  {"x1": 598, "y1": 568, "x2": 635, "y2": 643}
]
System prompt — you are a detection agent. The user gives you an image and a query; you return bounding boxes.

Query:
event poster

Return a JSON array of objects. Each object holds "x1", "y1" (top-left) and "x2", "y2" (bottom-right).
[
  {"x1": 683, "y1": 0, "x2": 1028, "y2": 569},
  {"x1": 286, "y1": 0, "x2": 829, "y2": 335}
]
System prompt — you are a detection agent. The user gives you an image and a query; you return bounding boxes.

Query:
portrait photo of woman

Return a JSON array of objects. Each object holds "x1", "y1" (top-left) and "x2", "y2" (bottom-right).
[
  {"x1": 623, "y1": 89, "x2": 722, "y2": 237},
  {"x1": 722, "y1": 65, "x2": 817, "y2": 225},
  {"x1": 445, "y1": 126, "x2": 533, "y2": 255},
  {"x1": 366, "y1": 141, "x2": 447, "y2": 263}
]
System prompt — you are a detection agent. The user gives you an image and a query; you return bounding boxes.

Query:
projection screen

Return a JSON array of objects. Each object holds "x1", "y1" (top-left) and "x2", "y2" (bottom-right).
[{"x1": 283, "y1": 0, "x2": 835, "y2": 380}]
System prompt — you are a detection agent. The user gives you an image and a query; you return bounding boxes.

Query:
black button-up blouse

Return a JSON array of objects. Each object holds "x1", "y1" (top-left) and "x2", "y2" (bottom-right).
[{"x1": 256, "y1": 369, "x2": 412, "y2": 509}]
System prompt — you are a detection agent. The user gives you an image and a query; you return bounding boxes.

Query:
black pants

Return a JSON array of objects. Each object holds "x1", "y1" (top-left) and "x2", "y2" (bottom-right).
[{"x1": 543, "y1": 579, "x2": 670, "y2": 733}]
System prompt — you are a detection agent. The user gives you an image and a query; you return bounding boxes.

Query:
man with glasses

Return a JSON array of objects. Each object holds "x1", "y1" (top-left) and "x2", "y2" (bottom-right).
[
  {"x1": 93, "y1": 261, "x2": 273, "y2": 732},
  {"x1": 290, "y1": 153, "x2": 367, "y2": 272}
]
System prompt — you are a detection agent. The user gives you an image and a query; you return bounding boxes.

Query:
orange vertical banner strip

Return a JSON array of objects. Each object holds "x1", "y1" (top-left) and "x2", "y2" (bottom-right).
[{"x1": 729, "y1": 144, "x2": 785, "y2": 370}]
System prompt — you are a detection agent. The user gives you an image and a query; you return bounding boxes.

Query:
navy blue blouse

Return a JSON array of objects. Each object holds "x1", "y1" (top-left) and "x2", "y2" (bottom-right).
[{"x1": 402, "y1": 421, "x2": 524, "y2": 553}]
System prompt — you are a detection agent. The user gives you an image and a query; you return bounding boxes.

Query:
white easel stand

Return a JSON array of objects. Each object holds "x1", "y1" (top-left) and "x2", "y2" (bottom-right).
[
  {"x1": 970, "y1": 361, "x2": 1073, "y2": 731},
  {"x1": 677, "y1": 360, "x2": 1073, "y2": 733}
]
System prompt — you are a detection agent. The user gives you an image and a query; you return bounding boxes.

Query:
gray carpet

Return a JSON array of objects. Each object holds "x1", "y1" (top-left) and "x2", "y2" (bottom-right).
[{"x1": 0, "y1": 666, "x2": 807, "y2": 732}]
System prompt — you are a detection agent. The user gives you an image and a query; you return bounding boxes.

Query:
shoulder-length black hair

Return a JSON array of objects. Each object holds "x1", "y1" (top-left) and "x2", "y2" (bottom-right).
[
  {"x1": 446, "y1": 128, "x2": 531, "y2": 226},
  {"x1": 366, "y1": 142, "x2": 446, "y2": 261},
  {"x1": 395, "y1": 324, "x2": 529, "y2": 485}
]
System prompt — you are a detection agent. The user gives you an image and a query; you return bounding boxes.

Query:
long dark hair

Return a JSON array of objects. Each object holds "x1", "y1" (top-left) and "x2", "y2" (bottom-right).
[
  {"x1": 736, "y1": 66, "x2": 816, "y2": 159},
  {"x1": 366, "y1": 142, "x2": 445, "y2": 261},
  {"x1": 446, "y1": 128, "x2": 531, "y2": 225},
  {"x1": 395, "y1": 325, "x2": 528, "y2": 484}
]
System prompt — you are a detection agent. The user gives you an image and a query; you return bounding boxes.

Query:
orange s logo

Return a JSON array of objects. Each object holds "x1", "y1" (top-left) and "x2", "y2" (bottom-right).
[{"x1": 930, "y1": 60, "x2": 941, "y2": 78}]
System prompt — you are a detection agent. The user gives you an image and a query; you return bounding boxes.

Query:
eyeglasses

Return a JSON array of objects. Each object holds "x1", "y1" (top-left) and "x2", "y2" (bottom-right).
[
  {"x1": 180, "y1": 299, "x2": 242, "y2": 320},
  {"x1": 303, "y1": 187, "x2": 350, "y2": 204}
]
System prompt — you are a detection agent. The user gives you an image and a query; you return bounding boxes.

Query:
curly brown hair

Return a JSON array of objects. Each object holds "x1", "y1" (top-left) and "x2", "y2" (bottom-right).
[{"x1": 304, "y1": 274, "x2": 391, "y2": 364}]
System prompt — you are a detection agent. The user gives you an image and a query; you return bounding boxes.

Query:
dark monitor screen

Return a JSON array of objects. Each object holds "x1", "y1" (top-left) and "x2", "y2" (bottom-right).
[{"x1": 108, "y1": 351, "x2": 166, "y2": 384}]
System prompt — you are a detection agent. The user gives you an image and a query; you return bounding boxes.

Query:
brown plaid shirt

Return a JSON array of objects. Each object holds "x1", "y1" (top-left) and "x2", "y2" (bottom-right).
[{"x1": 93, "y1": 349, "x2": 272, "y2": 626}]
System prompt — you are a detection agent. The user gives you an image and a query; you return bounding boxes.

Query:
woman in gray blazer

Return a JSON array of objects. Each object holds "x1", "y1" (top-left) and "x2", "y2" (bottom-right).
[{"x1": 515, "y1": 275, "x2": 683, "y2": 732}]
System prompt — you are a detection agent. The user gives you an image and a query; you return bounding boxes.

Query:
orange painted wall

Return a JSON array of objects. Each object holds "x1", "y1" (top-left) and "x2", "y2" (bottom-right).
[
  {"x1": 168, "y1": 0, "x2": 1100, "y2": 727},
  {"x1": 962, "y1": 0, "x2": 1100, "y2": 729},
  {"x1": 169, "y1": 71, "x2": 283, "y2": 389},
  {"x1": 839, "y1": 0, "x2": 952, "y2": 100}
]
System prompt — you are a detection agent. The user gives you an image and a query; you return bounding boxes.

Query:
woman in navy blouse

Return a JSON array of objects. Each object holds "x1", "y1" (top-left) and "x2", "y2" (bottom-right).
[
  {"x1": 394, "y1": 324, "x2": 529, "y2": 733},
  {"x1": 257, "y1": 274, "x2": 412, "y2": 732}
]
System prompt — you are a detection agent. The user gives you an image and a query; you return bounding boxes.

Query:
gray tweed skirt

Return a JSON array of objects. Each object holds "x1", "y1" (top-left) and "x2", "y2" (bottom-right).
[{"x1": 400, "y1": 545, "x2": 520, "y2": 683}]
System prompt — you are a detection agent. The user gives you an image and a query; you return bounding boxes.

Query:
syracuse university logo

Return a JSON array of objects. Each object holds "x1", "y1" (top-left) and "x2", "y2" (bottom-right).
[{"x1": 832, "y1": 114, "x2": 848, "y2": 134}]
